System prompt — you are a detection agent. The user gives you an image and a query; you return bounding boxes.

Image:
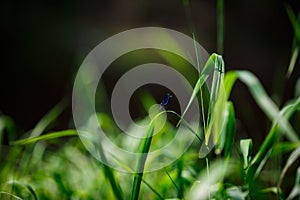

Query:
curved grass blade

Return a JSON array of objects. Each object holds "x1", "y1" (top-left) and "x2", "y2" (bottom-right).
[
  {"x1": 11, "y1": 130, "x2": 78, "y2": 145},
  {"x1": 30, "y1": 99, "x2": 67, "y2": 137},
  {"x1": 248, "y1": 97, "x2": 300, "y2": 179},
  {"x1": 278, "y1": 145, "x2": 300, "y2": 188},
  {"x1": 6, "y1": 180, "x2": 38, "y2": 200},
  {"x1": 287, "y1": 167, "x2": 300, "y2": 200},
  {"x1": 0, "y1": 192, "x2": 22, "y2": 200},
  {"x1": 285, "y1": 4, "x2": 300, "y2": 78},
  {"x1": 236, "y1": 71, "x2": 299, "y2": 142},
  {"x1": 178, "y1": 53, "x2": 219, "y2": 127},
  {"x1": 224, "y1": 71, "x2": 238, "y2": 99}
]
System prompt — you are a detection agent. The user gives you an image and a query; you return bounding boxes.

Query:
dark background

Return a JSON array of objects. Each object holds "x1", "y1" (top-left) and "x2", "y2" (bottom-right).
[{"x1": 1, "y1": 0, "x2": 299, "y2": 141}]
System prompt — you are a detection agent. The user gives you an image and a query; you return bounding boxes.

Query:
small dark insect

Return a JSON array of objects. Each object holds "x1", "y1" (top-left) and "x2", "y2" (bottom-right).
[{"x1": 160, "y1": 93, "x2": 172, "y2": 109}]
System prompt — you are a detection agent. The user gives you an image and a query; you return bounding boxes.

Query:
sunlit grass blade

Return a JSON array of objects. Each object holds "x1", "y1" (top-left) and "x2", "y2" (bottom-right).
[
  {"x1": 11, "y1": 130, "x2": 78, "y2": 145},
  {"x1": 178, "y1": 53, "x2": 226, "y2": 157},
  {"x1": 206, "y1": 55, "x2": 225, "y2": 145},
  {"x1": 211, "y1": 76, "x2": 226, "y2": 148},
  {"x1": 179, "y1": 53, "x2": 217, "y2": 124},
  {"x1": 131, "y1": 123, "x2": 154, "y2": 200}
]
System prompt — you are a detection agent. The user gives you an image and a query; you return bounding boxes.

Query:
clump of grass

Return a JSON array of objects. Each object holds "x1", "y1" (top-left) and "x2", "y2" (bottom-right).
[{"x1": 1, "y1": 1, "x2": 299, "y2": 200}]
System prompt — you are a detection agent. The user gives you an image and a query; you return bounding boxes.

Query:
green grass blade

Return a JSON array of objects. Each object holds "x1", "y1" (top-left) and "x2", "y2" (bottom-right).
[
  {"x1": 206, "y1": 54, "x2": 225, "y2": 145},
  {"x1": 217, "y1": 0, "x2": 224, "y2": 54},
  {"x1": 236, "y1": 71, "x2": 299, "y2": 142},
  {"x1": 248, "y1": 97, "x2": 300, "y2": 179},
  {"x1": 112, "y1": 155, "x2": 164, "y2": 200},
  {"x1": 285, "y1": 5, "x2": 300, "y2": 78},
  {"x1": 165, "y1": 169, "x2": 181, "y2": 196},
  {"x1": 285, "y1": 4, "x2": 300, "y2": 42},
  {"x1": 30, "y1": 99, "x2": 67, "y2": 137},
  {"x1": 211, "y1": 73, "x2": 226, "y2": 147},
  {"x1": 271, "y1": 142, "x2": 300, "y2": 156},
  {"x1": 286, "y1": 45, "x2": 299, "y2": 79},
  {"x1": 168, "y1": 110, "x2": 202, "y2": 142},
  {"x1": 140, "y1": 179, "x2": 164, "y2": 200},
  {"x1": 101, "y1": 164, "x2": 124, "y2": 200},
  {"x1": 131, "y1": 123, "x2": 154, "y2": 200},
  {"x1": 287, "y1": 167, "x2": 300, "y2": 200},
  {"x1": 178, "y1": 53, "x2": 225, "y2": 157},
  {"x1": 224, "y1": 102, "x2": 235, "y2": 158},
  {"x1": 178, "y1": 53, "x2": 216, "y2": 124},
  {"x1": 278, "y1": 145, "x2": 300, "y2": 188},
  {"x1": 11, "y1": 130, "x2": 78, "y2": 145},
  {"x1": 296, "y1": 77, "x2": 300, "y2": 97},
  {"x1": 0, "y1": 192, "x2": 22, "y2": 200},
  {"x1": 224, "y1": 71, "x2": 238, "y2": 99},
  {"x1": 6, "y1": 180, "x2": 38, "y2": 200},
  {"x1": 240, "y1": 139, "x2": 253, "y2": 169}
]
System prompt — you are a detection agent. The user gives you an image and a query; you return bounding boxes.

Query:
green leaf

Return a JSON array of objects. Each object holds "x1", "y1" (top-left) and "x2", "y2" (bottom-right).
[
  {"x1": 240, "y1": 139, "x2": 253, "y2": 169},
  {"x1": 11, "y1": 130, "x2": 78, "y2": 145},
  {"x1": 178, "y1": 53, "x2": 218, "y2": 127},
  {"x1": 206, "y1": 54, "x2": 225, "y2": 146}
]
